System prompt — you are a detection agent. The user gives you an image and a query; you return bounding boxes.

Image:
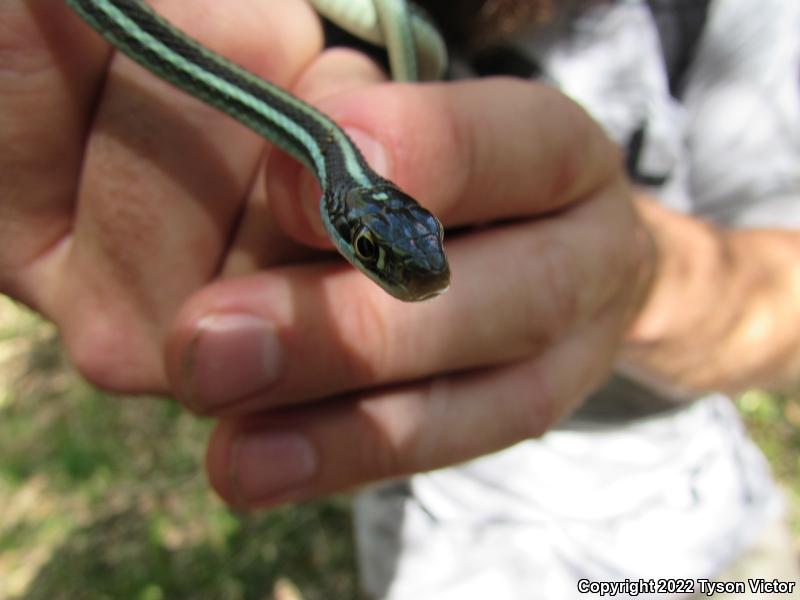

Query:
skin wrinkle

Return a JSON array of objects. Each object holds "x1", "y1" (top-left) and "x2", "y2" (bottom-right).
[
  {"x1": 526, "y1": 88, "x2": 579, "y2": 209},
  {"x1": 623, "y1": 201, "x2": 800, "y2": 396},
  {"x1": 423, "y1": 84, "x2": 474, "y2": 222},
  {"x1": 508, "y1": 83, "x2": 619, "y2": 218},
  {"x1": 473, "y1": 80, "x2": 544, "y2": 218},
  {"x1": 212, "y1": 162, "x2": 255, "y2": 278},
  {"x1": 354, "y1": 391, "x2": 424, "y2": 478},
  {"x1": 552, "y1": 100, "x2": 623, "y2": 210},
  {"x1": 469, "y1": 82, "x2": 575, "y2": 218},
  {"x1": 537, "y1": 184, "x2": 636, "y2": 339},
  {"x1": 619, "y1": 199, "x2": 659, "y2": 331},
  {"x1": 0, "y1": 3, "x2": 107, "y2": 275},
  {"x1": 295, "y1": 270, "x2": 386, "y2": 404},
  {"x1": 518, "y1": 231, "x2": 580, "y2": 350},
  {"x1": 359, "y1": 83, "x2": 465, "y2": 216},
  {"x1": 468, "y1": 83, "x2": 518, "y2": 214},
  {"x1": 419, "y1": 375, "x2": 458, "y2": 461},
  {"x1": 622, "y1": 210, "x2": 731, "y2": 396},
  {"x1": 517, "y1": 360, "x2": 558, "y2": 439},
  {"x1": 328, "y1": 282, "x2": 394, "y2": 387},
  {"x1": 713, "y1": 233, "x2": 799, "y2": 390},
  {"x1": 325, "y1": 82, "x2": 468, "y2": 222},
  {"x1": 432, "y1": 370, "x2": 509, "y2": 465},
  {"x1": 0, "y1": 3, "x2": 79, "y2": 79},
  {"x1": 693, "y1": 244, "x2": 746, "y2": 387},
  {"x1": 78, "y1": 11, "x2": 303, "y2": 249},
  {"x1": 573, "y1": 314, "x2": 621, "y2": 393},
  {"x1": 596, "y1": 184, "x2": 644, "y2": 313},
  {"x1": 669, "y1": 225, "x2": 734, "y2": 383},
  {"x1": 73, "y1": 95, "x2": 229, "y2": 326},
  {"x1": 55, "y1": 2, "x2": 328, "y2": 389},
  {"x1": 65, "y1": 288, "x2": 163, "y2": 391}
]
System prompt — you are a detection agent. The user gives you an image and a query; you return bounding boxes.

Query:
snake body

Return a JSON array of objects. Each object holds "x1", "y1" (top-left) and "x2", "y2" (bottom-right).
[
  {"x1": 310, "y1": 0, "x2": 447, "y2": 80},
  {"x1": 65, "y1": 0, "x2": 450, "y2": 301}
]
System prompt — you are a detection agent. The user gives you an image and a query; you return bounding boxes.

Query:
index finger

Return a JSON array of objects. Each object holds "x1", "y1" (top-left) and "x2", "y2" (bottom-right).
[{"x1": 269, "y1": 77, "x2": 622, "y2": 248}]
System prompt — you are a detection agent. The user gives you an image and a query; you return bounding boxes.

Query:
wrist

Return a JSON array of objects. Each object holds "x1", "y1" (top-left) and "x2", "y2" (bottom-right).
[
  {"x1": 619, "y1": 195, "x2": 732, "y2": 395},
  {"x1": 625, "y1": 197, "x2": 723, "y2": 343}
]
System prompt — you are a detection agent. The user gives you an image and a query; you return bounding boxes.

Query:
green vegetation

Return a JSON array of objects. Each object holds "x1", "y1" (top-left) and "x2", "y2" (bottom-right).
[
  {"x1": 0, "y1": 297, "x2": 797, "y2": 599},
  {"x1": 0, "y1": 298, "x2": 361, "y2": 600},
  {"x1": 737, "y1": 390, "x2": 800, "y2": 536}
]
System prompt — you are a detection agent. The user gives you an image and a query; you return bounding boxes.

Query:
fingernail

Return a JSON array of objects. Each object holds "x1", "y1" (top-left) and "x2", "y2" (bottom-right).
[
  {"x1": 301, "y1": 128, "x2": 390, "y2": 239},
  {"x1": 233, "y1": 432, "x2": 317, "y2": 503},
  {"x1": 183, "y1": 314, "x2": 284, "y2": 410}
]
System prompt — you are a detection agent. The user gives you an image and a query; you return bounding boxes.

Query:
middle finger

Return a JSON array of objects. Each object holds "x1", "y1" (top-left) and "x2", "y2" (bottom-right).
[{"x1": 169, "y1": 176, "x2": 637, "y2": 414}]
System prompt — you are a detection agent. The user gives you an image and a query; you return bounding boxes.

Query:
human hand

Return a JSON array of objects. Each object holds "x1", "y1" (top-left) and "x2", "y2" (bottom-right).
[
  {"x1": 164, "y1": 51, "x2": 656, "y2": 508},
  {"x1": 1, "y1": 0, "x2": 323, "y2": 392}
]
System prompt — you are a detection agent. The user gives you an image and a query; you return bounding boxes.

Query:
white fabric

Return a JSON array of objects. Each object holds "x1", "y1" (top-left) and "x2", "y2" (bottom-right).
[
  {"x1": 683, "y1": 0, "x2": 800, "y2": 226},
  {"x1": 357, "y1": 397, "x2": 782, "y2": 600},
  {"x1": 355, "y1": 1, "x2": 800, "y2": 598}
]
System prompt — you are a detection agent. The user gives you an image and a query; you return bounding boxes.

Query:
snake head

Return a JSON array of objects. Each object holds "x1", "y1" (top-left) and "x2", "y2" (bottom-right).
[{"x1": 322, "y1": 184, "x2": 450, "y2": 301}]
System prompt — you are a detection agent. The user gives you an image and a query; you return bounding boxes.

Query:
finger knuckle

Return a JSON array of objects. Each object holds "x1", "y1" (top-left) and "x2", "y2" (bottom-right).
[
  {"x1": 516, "y1": 362, "x2": 558, "y2": 438},
  {"x1": 384, "y1": 84, "x2": 470, "y2": 219},
  {"x1": 0, "y1": 16, "x2": 48, "y2": 81},
  {"x1": 434, "y1": 89, "x2": 474, "y2": 218},
  {"x1": 352, "y1": 396, "x2": 414, "y2": 478},
  {"x1": 604, "y1": 187, "x2": 652, "y2": 306},
  {"x1": 519, "y1": 235, "x2": 580, "y2": 347},
  {"x1": 331, "y1": 288, "x2": 393, "y2": 385},
  {"x1": 64, "y1": 308, "x2": 152, "y2": 393}
]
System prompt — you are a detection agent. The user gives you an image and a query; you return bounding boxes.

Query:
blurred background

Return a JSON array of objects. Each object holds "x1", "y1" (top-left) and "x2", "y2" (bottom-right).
[{"x1": 0, "y1": 296, "x2": 796, "y2": 600}]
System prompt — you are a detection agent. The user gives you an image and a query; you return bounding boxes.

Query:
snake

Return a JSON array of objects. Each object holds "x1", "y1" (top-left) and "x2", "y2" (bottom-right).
[{"x1": 65, "y1": 0, "x2": 450, "y2": 301}]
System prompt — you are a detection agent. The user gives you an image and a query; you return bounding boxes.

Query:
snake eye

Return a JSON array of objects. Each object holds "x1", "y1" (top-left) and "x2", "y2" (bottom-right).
[{"x1": 353, "y1": 227, "x2": 378, "y2": 262}]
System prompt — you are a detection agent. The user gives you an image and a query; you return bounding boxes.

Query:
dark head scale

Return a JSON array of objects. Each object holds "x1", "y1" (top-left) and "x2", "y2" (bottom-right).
[{"x1": 321, "y1": 183, "x2": 450, "y2": 301}]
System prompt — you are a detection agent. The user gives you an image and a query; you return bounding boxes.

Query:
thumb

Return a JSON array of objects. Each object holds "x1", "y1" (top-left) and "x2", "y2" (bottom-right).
[{"x1": 266, "y1": 48, "x2": 391, "y2": 249}]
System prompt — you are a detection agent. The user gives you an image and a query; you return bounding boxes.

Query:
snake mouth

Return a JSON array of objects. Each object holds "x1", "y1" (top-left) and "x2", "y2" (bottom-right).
[
  {"x1": 399, "y1": 265, "x2": 451, "y2": 302},
  {"x1": 413, "y1": 284, "x2": 450, "y2": 301}
]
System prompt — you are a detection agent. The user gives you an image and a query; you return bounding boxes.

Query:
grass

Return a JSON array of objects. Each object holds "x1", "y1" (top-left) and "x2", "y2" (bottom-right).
[
  {"x1": 737, "y1": 389, "x2": 800, "y2": 538},
  {"x1": 0, "y1": 298, "x2": 362, "y2": 600},
  {"x1": 0, "y1": 296, "x2": 797, "y2": 598}
]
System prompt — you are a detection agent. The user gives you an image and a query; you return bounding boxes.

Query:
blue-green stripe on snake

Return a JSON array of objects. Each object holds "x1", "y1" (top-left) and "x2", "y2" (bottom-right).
[{"x1": 65, "y1": 0, "x2": 450, "y2": 301}]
